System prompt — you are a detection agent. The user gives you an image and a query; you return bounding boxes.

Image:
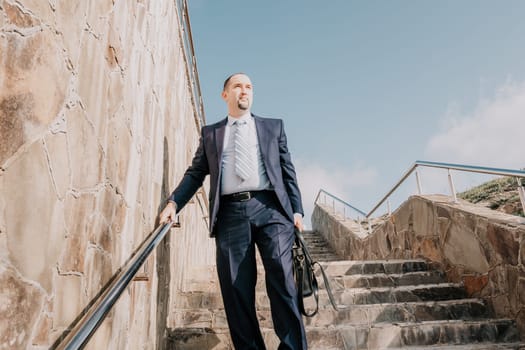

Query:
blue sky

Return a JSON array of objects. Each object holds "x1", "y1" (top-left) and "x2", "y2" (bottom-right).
[{"x1": 187, "y1": 1, "x2": 525, "y2": 225}]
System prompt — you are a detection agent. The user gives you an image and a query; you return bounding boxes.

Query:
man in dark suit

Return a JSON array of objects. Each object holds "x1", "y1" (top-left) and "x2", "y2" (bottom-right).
[{"x1": 159, "y1": 73, "x2": 307, "y2": 349}]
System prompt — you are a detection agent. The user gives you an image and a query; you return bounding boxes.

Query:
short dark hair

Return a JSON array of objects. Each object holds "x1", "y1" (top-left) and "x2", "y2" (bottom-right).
[{"x1": 223, "y1": 72, "x2": 247, "y2": 91}]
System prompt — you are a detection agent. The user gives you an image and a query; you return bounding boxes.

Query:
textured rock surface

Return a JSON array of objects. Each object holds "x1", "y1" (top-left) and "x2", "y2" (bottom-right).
[
  {"x1": 312, "y1": 194, "x2": 525, "y2": 336},
  {"x1": 0, "y1": 1, "x2": 213, "y2": 349}
]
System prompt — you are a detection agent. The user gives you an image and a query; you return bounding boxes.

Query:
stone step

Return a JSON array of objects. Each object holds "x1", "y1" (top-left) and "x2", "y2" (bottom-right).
[
  {"x1": 306, "y1": 319, "x2": 521, "y2": 349},
  {"x1": 184, "y1": 261, "x2": 439, "y2": 294},
  {"x1": 166, "y1": 327, "x2": 232, "y2": 350},
  {"x1": 305, "y1": 244, "x2": 335, "y2": 251},
  {"x1": 331, "y1": 283, "x2": 467, "y2": 305},
  {"x1": 172, "y1": 256, "x2": 522, "y2": 349},
  {"x1": 299, "y1": 230, "x2": 341, "y2": 261},
  {"x1": 186, "y1": 261, "x2": 440, "y2": 292},
  {"x1": 332, "y1": 270, "x2": 446, "y2": 289},
  {"x1": 319, "y1": 259, "x2": 431, "y2": 276},
  {"x1": 167, "y1": 319, "x2": 521, "y2": 349},
  {"x1": 302, "y1": 299, "x2": 490, "y2": 327},
  {"x1": 265, "y1": 259, "x2": 435, "y2": 285},
  {"x1": 388, "y1": 343, "x2": 525, "y2": 350},
  {"x1": 310, "y1": 253, "x2": 340, "y2": 261},
  {"x1": 166, "y1": 327, "x2": 285, "y2": 350},
  {"x1": 175, "y1": 282, "x2": 468, "y2": 311},
  {"x1": 364, "y1": 319, "x2": 521, "y2": 348},
  {"x1": 172, "y1": 299, "x2": 491, "y2": 329}
]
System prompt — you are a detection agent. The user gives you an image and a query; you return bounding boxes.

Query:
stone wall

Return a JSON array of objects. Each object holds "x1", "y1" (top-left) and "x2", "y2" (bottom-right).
[
  {"x1": 0, "y1": 1, "x2": 214, "y2": 349},
  {"x1": 312, "y1": 194, "x2": 525, "y2": 336}
]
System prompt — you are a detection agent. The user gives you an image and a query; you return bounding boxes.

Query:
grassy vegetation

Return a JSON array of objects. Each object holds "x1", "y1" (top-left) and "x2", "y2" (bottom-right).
[{"x1": 458, "y1": 176, "x2": 524, "y2": 217}]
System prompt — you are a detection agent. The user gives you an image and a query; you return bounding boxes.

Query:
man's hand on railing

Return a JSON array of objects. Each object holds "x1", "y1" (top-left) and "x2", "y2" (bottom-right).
[{"x1": 159, "y1": 201, "x2": 178, "y2": 226}]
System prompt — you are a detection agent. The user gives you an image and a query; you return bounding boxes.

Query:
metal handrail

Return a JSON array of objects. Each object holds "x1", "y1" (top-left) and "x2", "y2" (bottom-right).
[
  {"x1": 315, "y1": 189, "x2": 367, "y2": 218},
  {"x1": 367, "y1": 160, "x2": 525, "y2": 218},
  {"x1": 177, "y1": 0, "x2": 206, "y2": 128},
  {"x1": 315, "y1": 160, "x2": 525, "y2": 225},
  {"x1": 54, "y1": 220, "x2": 178, "y2": 350}
]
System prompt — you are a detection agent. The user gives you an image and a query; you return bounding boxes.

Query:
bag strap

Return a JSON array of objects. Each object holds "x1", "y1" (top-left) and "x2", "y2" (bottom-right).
[
  {"x1": 313, "y1": 261, "x2": 340, "y2": 311},
  {"x1": 296, "y1": 253, "x2": 319, "y2": 317},
  {"x1": 294, "y1": 230, "x2": 340, "y2": 314}
]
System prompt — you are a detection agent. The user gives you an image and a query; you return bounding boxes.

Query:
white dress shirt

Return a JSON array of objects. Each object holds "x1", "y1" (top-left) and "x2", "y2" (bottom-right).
[{"x1": 221, "y1": 113, "x2": 271, "y2": 195}]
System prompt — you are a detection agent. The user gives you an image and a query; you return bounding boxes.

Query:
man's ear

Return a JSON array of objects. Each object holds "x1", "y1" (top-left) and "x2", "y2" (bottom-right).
[{"x1": 221, "y1": 90, "x2": 227, "y2": 101}]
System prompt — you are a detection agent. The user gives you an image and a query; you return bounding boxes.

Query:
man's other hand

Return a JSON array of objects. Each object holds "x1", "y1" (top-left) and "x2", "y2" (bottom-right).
[{"x1": 293, "y1": 213, "x2": 304, "y2": 232}]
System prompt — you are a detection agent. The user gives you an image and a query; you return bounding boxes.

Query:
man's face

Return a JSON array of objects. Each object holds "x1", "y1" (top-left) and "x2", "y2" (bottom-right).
[{"x1": 222, "y1": 74, "x2": 253, "y2": 117}]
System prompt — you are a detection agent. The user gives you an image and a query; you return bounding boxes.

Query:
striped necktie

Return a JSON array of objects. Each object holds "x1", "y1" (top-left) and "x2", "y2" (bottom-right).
[{"x1": 233, "y1": 120, "x2": 255, "y2": 181}]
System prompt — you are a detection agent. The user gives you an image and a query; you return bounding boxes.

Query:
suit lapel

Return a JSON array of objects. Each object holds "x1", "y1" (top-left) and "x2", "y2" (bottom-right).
[
  {"x1": 214, "y1": 118, "x2": 228, "y2": 169},
  {"x1": 254, "y1": 115, "x2": 271, "y2": 165}
]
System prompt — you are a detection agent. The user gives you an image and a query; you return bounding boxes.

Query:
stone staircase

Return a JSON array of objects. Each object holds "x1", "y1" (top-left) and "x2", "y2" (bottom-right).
[{"x1": 167, "y1": 231, "x2": 524, "y2": 349}]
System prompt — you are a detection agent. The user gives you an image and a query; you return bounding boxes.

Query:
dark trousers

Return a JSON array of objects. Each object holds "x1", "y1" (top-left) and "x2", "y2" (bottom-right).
[{"x1": 215, "y1": 191, "x2": 307, "y2": 350}]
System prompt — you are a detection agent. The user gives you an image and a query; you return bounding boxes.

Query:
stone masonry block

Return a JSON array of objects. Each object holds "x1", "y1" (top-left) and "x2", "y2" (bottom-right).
[
  {"x1": 462, "y1": 274, "x2": 489, "y2": 297},
  {"x1": 58, "y1": 233, "x2": 86, "y2": 274},
  {"x1": 437, "y1": 216, "x2": 451, "y2": 242},
  {"x1": 443, "y1": 214, "x2": 489, "y2": 273},
  {"x1": 0, "y1": 263, "x2": 45, "y2": 350},
  {"x1": 172, "y1": 310, "x2": 213, "y2": 329},
  {"x1": 521, "y1": 232, "x2": 525, "y2": 267},
  {"x1": 85, "y1": 0, "x2": 113, "y2": 37},
  {"x1": 84, "y1": 246, "x2": 113, "y2": 301},
  {"x1": 52, "y1": 273, "x2": 82, "y2": 330},
  {"x1": 3, "y1": 142, "x2": 66, "y2": 292},
  {"x1": 31, "y1": 312, "x2": 52, "y2": 346},
  {"x1": 60, "y1": 192, "x2": 98, "y2": 273},
  {"x1": 392, "y1": 198, "x2": 412, "y2": 234},
  {"x1": 2, "y1": 1, "x2": 39, "y2": 29},
  {"x1": 14, "y1": 0, "x2": 55, "y2": 25},
  {"x1": 106, "y1": 115, "x2": 132, "y2": 196},
  {"x1": 77, "y1": 33, "x2": 109, "y2": 140},
  {"x1": 486, "y1": 222, "x2": 519, "y2": 266},
  {"x1": 0, "y1": 26, "x2": 69, "y2": 164},
  {"x1": 412, "y1": 198, "x2": 437, "y2": 237},
  {"x1": 86, "y1": 213, "x2": 112, "y2": 253},
  {"x1": 368, "y1": 324, "x2": 402, "y2": 348},
  {"x1": 67, "y1": 106, "x2": 104, "y2": 190},
  {"x1": 507, "y1": 266, "x2": 520, "y2": 311},
  {"x1": 44, "y1": 131, "x2": 70, "y2": 199},
  {"x1": 413, "y1": 236, "x2": 442, "y2": 262},
  {"x1": 54, "y1": 0, "x2": 88, "y2": 65}
]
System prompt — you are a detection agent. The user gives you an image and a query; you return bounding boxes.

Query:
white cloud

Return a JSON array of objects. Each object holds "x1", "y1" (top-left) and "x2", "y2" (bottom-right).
[
  {"x1": 423, "y1": 80, "x2": 525, "y2": 194},
  {"x1": 294, "y1": 160, "x2": 378, "y2": 228},
  {"x1": 426, "y1": 81, "x2": 525, "y2": 168}
]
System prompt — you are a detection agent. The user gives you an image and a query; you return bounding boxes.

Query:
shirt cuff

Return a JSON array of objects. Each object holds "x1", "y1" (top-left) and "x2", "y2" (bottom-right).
[{"x1": 293, "y1": 213, "x2": 303, "y2": 220}]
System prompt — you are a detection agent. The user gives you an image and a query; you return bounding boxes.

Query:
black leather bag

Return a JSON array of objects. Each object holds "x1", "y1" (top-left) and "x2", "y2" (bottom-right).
[{"x1": 292, "y1": 229, "x2": 340, "y2": 317}]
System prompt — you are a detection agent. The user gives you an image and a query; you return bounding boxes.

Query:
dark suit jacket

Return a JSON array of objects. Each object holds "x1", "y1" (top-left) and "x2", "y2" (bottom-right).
[{"x1": 168, "y1": 114, "x2": 303, "y2": 237}]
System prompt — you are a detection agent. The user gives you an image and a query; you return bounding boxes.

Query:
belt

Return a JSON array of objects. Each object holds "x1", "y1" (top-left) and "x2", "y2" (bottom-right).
[{"x1": 222, "y1": 190, "x2": 262, "y2": 202}]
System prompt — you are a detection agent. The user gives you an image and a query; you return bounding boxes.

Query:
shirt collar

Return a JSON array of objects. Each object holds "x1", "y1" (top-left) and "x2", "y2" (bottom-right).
[{"x1": 227, "y1": 112, "x2": 252, "y2": 126}]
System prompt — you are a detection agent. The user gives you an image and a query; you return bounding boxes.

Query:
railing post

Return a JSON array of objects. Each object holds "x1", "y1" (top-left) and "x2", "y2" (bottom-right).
[
  {"x1": 517, "y1": 177, "x2": 525, "y2": 216},
  {"x1": 448, "y1": 169, "x2": 458, "y2": 203},
  {"x1": 314, "y1": 190, "x2": 321, "y2": 206},
  {"x1": 415, "y1": 169, "x2": 422, "y2": 194}
]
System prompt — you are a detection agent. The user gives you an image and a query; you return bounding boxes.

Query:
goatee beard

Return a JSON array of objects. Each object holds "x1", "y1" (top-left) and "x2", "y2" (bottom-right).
[{"x1": 238, "y1": 100, "x2": 249, "y2": 110}]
